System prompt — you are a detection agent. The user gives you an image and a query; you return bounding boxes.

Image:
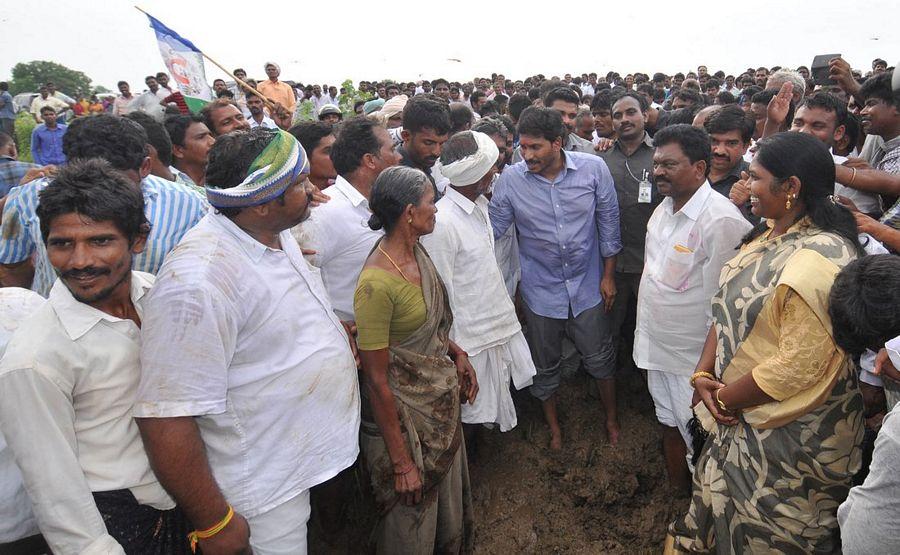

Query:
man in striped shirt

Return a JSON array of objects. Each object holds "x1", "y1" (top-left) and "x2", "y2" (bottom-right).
[{"x1": 0, "y1": 115, "x2": 206, "y2": 296}]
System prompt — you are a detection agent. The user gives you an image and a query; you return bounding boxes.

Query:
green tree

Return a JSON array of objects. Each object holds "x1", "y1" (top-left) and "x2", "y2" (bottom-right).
[
  {"x1": 8, "y1": 60, "x2": 94, "y2": 97},
  {"x1": 15, "y1": 112, "x2": 36, "y2": 163}
]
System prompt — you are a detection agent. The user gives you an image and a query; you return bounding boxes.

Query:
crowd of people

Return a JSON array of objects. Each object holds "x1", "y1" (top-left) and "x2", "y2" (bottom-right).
[{"x1": 0, "y1": 54, "x2": 898, "y2": 554}]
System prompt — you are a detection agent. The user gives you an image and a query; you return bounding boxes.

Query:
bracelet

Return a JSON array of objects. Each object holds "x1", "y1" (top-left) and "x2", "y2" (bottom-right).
[
  {"x1": 393, "y1": 460, "x2": 416, "y2": 475},
  {"x1": 849, "y1": 167, "x2": 857, "y2": 186},
  {"x1": 451, "y1": 349, "x2": 469, "y2": 361},
  {"x1": 690, "y1": 371, "x2": 716, "y2": 388},
  {"x1": 715, "y1": 388, "x2": 728, "y2": 412},
  {"x1": 188, "y1": 505, "x2": 234, "y2": 553}
]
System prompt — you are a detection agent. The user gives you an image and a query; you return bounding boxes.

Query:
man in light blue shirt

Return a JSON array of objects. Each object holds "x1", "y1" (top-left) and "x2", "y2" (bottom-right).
[
  {"x1": 490, "y1": 107, "x2": 622, "y2": 450},
  {"x1": 1, "y1": 114, "x2": 205, "y2": 296}
]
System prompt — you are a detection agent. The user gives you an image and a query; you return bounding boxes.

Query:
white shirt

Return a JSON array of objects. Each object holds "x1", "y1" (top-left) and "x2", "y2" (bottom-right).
[
  {"x1": 420, "y1": 187, "x2": 522, "y2": 355},
  {"x1": 292, "y1": 176, "x2": 382, "y2": 321},
  {"x1": 248, "y1": 114, "x2": 278, "y2": 129},
  {"x1": 0, "y1": 288, "x2": 44, "y2": 544},
  {"x1": 832, "y1": 151, "x2": 882, "y2": 215},
  {"x1": 310, "y1": 94, "x2": 330, "y2": 113},
  {"x1": 634, "y1": 182, "x2": 752, "y2": 375},
  {"x1": 0, "y1": 273, "x2": 171, "y2": 555},
  {"x1": 135, "y1": 213, "x2": 360, "y2": 519}
]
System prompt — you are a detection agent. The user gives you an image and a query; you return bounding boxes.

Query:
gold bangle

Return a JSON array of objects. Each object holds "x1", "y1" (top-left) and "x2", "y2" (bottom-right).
[
  {"x1": 690, "y1": 371, "x2": 716, "y2": 388},
  {"x1": 849, "y1": 167, "x2": 857, "y2": 186},
  {"x1": 188, "y1": 505, "x2": 234, "y2": 553},
  {"x1": 715, "y1": 388, "x2": 728, "y2": 411}
]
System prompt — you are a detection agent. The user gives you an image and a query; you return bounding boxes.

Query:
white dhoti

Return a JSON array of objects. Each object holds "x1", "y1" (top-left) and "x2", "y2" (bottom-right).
[{"x1": 461, "y1": 331, "x2": 535, "y2": 432}]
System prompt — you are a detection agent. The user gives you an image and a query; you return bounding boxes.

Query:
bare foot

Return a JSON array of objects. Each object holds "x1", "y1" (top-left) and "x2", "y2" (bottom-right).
[
  {"x1": 606, "y1": 421, "x2": 620, "y2": 446},
  {"x1": 549, "y1": 431, "x2": 562, "y2": 451}
]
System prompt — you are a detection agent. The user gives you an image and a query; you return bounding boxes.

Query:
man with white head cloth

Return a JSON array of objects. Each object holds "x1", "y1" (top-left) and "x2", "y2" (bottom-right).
[
  {"x1": 134, "y1": 128, "x2": 360, "y2": 554},
  {"x1": 421, "y1": 131, "x2": 537, "y2": 435},
  {"x1": 379, "y1": 94, "x2": 408, "y2": 130}
]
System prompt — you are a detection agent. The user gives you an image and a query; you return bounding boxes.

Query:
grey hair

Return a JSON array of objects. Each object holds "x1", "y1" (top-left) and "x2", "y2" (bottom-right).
[
  {"x1": 440, "y1": 131, "x2": 479, "y2": 166},
  {"x1": 471, "y1": 116, "x2": 508, "y2": 140},
  {"x1": 767, "y1": 69, "x2": 806, "y2": 96},
  {"x1": 368, "y1": 166, "x2": 430, "y2": 233},
  {"x1": 575, "y1": 108, "x2": 594, "y2": 125}
]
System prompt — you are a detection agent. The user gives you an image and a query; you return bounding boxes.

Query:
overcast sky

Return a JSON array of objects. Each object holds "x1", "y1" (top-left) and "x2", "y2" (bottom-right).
[{"x1": 2, "y1": 0, "x2": 898, "y2": 93}]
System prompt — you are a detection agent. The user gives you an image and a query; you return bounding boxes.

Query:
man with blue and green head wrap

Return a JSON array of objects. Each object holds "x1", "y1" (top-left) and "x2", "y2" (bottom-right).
[{"x1": 134, "y1": 127, "x2": 362, "y2": 555}]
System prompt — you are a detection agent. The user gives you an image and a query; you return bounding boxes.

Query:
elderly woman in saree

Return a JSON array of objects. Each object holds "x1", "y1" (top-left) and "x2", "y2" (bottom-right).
[
  {"x1": 666, "y1": 132, "x2": 865, "y2": 554},
  {"x1": 354, "y1": 165, "x2": 479, "y2": 554}
]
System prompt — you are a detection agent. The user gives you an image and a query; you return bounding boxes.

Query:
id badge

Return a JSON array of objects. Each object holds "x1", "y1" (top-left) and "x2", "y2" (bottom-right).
[{"x1": 638, "y1": 179, "x2": 652, "y2": 203}]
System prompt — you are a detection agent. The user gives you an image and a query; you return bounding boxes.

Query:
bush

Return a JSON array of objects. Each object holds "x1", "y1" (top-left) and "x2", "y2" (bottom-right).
[{"x1": 14, "y1": 112, "x2": 36, "y2": 163}]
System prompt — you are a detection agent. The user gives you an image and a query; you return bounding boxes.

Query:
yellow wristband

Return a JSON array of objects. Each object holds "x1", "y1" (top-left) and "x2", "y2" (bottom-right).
[
  {"x1": 690, "y1": 371, "x2": 716, "y2": 388},
  {"x1": 188, "y1": 505, "x2": 234, "y2": 553}
]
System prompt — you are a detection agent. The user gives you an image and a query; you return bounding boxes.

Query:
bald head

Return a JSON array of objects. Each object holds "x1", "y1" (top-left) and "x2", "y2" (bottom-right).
[{"x1": 692, "y1": 105, "x2": 722, "y2": 129}]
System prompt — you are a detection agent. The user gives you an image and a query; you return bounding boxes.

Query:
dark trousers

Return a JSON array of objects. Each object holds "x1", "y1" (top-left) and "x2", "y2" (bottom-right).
[
  {"x1": 93, "y1": 490, "x2": 193, "y2": 554},
  {"x1": 523, "y1": 302, "x2": 616, "y2": 401}
]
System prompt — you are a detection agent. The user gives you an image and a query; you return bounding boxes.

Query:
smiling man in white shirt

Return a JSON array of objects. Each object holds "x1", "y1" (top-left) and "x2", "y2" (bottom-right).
[
  {"x1": 421, "y1": 131, "x2": 536, "y2": 435},
  {"x1": 634, "y1": 124, "x2": 751, "y2": 493},
  {"x1": 134, "y1": 128, "x2": 360, "y2": 555},
  {"x1": 0, "y1": 159, "x2": 191, "y2": 554},
  {"x1": 293, "y1": 117, "x2": 400, "y2": 321}
]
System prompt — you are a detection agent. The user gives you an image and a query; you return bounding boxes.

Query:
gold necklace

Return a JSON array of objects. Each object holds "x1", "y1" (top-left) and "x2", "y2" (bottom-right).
[{"x1": 378, "y1": 245, "x2": 412, "y2": 282}]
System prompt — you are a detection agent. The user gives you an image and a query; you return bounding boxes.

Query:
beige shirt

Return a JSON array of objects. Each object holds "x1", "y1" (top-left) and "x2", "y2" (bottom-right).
[
  {"x1": 0, "y1": 273, "x2": 172, "y2": 555},
  {"x1": 29, "y1": 95, "x2": 69, "y2": 122}
]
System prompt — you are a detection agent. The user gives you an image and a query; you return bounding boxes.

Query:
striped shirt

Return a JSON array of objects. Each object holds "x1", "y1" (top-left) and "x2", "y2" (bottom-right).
[{"x1": 0, "y1": 175, "x2": 207, "y2": 297}]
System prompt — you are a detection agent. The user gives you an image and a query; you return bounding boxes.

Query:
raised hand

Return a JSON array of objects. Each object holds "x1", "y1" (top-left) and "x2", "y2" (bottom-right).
[{"x1": 766, "y1": 82, "x2": 793, "y2": 127}]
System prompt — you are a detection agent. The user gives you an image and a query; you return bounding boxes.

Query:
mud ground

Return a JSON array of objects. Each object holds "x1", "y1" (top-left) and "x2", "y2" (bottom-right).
[{"x1": 310, "y1": 369, "x2": 690, "y2": 554}]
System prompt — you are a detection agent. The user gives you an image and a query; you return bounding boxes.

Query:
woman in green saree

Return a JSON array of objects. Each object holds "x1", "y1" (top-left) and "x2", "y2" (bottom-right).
[
  {"x1": 667, "y1": 132, "x2": 866, "y2": 553},
  {"x1": 354, "y1": 166, "x2": 479, "y2": 554}
]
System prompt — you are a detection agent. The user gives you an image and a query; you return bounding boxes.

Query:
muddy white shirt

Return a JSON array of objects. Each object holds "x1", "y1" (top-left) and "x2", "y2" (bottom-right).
[
  {"x1": 0, "y1": 273, "x2": 170, "y2": 555},
  {"x1": 135, "y1": 212, "x2": 360, "y2": 519},
  {"x1": 634, "y1": 182, "x2": 751, "y2": 375}
]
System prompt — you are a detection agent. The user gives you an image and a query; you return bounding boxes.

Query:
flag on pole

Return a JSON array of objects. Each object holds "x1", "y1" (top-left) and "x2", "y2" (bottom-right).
[{"x1": 143, "y1": 13, "x2": 213, "y2": 113}]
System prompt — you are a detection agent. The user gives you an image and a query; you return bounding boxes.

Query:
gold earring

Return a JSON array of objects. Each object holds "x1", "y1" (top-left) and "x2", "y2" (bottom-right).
[
  {"x1": 785, "y1": 194, "x2": 794, "y2": 211},
  {"x1": 407, "y1": 218, "x2": 413, "y2": 224}
]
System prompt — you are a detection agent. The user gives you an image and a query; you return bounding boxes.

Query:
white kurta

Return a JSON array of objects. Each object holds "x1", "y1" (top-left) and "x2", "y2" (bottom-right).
[{"x1": 421, "y1": 187, "x2": 535, "y2": 431}]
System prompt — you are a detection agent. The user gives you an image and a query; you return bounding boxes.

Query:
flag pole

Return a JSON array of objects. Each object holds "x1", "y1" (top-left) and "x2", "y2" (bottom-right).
[{"x1": 134, "y1": 6, "x2": 282, "y2": 112}]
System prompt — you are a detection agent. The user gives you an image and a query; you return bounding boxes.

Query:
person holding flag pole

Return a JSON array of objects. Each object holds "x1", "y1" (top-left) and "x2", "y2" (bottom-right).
[{"x1": 137, "y1": 7, "x2": 293, "y2": 127}]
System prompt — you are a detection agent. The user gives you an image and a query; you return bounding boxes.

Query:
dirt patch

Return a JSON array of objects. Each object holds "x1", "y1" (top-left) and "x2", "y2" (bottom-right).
[{"x1": 310, "y1": 370, "x2": 688, "y2": 553}]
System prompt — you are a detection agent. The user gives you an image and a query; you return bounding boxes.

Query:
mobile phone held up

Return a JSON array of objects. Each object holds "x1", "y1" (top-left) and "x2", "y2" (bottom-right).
[{"x1": 811, "y1": 54, "x2": 840, "y2": 86}]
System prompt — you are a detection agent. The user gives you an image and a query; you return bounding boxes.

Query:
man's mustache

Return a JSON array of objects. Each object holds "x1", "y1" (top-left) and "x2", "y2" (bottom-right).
[{"x1": 62, "y1": 267, "x2": 110, "y2": 280}]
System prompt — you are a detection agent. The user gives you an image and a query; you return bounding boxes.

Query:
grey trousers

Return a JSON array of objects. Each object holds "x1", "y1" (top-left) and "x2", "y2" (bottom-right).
[{"x1": 523, "y1": 302, "x2": 616, "y2": 401}]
